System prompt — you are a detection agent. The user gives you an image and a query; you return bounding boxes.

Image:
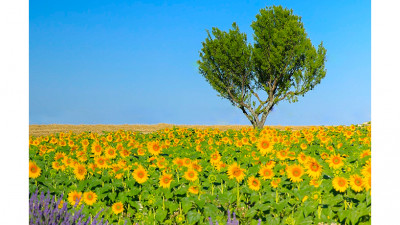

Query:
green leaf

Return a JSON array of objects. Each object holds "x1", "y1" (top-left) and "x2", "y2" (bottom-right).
[
  {"x1": 187, "y1": 210, "x2": 201, "y2": 225},
  {"x1": 155, "y1": 208, "x2": 168, "y2": 222},
  {"x1": 204, "y1": 204, "x2": 219, "y2": 219},
  {"x1": 182, "y1": 197, "x2": 192, "y2": 213}
]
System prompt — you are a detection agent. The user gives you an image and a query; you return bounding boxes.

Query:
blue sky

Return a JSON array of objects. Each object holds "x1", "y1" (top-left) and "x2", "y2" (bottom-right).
[{"x1": 29, "y1": 0, "x2": 371, "y2": 126}]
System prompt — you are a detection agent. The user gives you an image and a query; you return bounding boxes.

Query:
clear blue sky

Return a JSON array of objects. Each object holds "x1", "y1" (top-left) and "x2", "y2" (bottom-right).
[{"x1": 29, "y1": 0, "x2": 370, "y2": 126}]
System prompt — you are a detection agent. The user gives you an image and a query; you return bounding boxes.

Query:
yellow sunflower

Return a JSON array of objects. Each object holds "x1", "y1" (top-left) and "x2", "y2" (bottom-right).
[
  {"x1": 362, "y1": 161, "x2": 371, "y2": 178},
  {"x1": 309, "y1": 178, "x2": 321, "y2": 188},
  {"x1": 112, "y1": 202, "x2": 124, "y2": 215},
  {"x1": 363, "y1": 175, "x2": 371, "y2": 191},
  {"x1": 256, "y1": 137, "x2": 273, "y2": 155},
  {"x1": 300, "y1": 143, "x2": 308, "y2": 150},
  {"x1": 286, "y1": 164, "x2": 304, "y2": 183},
  {"x1": 258, "y1": 166, "x2": 274, "y2": 180},
  {"x1": 132, "y1": 165, "x2": 149, "y2": 184},
  {"x1": 147, "y1": 141, "x2": 162, "y2": 156},
  {"x1": 95, "y1": 157, "x2": 107, "y2": 169},
  {"x1": 227, "y1": 162, "x2": 246, "y2": 182},
  {"x1": 271, "y1": 178, "x2": 281, "y2": 188},
  {"x1": 74, "y1": 164, "x2": 87, "y2": 180},
  {"x1": 350, "y1": 174, "x2": 364, "y2": 192},
  {"x1": 68, "y1": 190, "x2": 82, "y2": 206},
  {"x1": 105, "y1": 147, "x2": 117, "y2": 159},
  {"x1": 184, "y1": 169, "x2": 198, "y2": 182},
  {"x1": 210, "y1": 151, "x2": 221, "y2": 165},
  {"x1": 83, "y1": 191, "x2": 97, "y2": 206},
  {"x1": 188, "y1": 185, "x2": 199, "y2": 194},
  {"x1": 29, "y1": 161, "x2": 41, "y2": 179},
  {"x1": 332, "y1": 177, "x2": 348, "y2": 192},
  {"x1": 159, "y1": 173, "x2": 173, "y2": 188},
  {"x1": 247, "y1": 176, "x2": 261, "y2": 191},
  {"x1": 328, "y1": 154, "x2": 345, "y2": 169},
  {"x1": 305, "y1": 159, "x2": 323, "y2": 178},
  {"x1": 91, "y1": 142, "x2": 102, "y2": 156}
]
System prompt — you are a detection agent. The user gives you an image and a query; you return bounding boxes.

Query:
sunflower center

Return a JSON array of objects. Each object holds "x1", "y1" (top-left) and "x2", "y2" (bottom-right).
[
  {"x1": 109, "y1": 150, "x2": 114, "y2": 155},
  {"x1": 264, "y1": 170, "x2": 271, "y2": 176},
  {"x1": 311, "y1": 164, "x2": 318, "y2": 171},
  {"x1": 138, "y1": 171, "x2": 144, "y2": 178},
  {"x1": 292, "y1": 169, "x2": 301, "y2": 177},
  {"x1": 233, "y1": 168, "x2": 241, "y2": 176},
  {"x1": 262, "y1": 141, "x2": 269, "y2": 148},
  {"x1": 333, "y1": 158, "x2": 340, "y2": 164},
  {"x1": 355, "y1": 179, "x2": 362, "y2": 186},
  {"x1": 163, "y1": 177, "x2": 170, "y2": 183},
  {"x1": 338, "y1": 180, "x2": 346, "y2": 187},
  {"x1": 87, "y1": 194, "x2": 93, "y2": 200},
  {"x1": 30, "y1": 166, "x2": 37, "y2": 173},
  {"x1": 252, "y1": 180, "x2": 259, "y2": 186},
  {"x1": 188, "y1": 172, "x2": 194, "y2": 178}
]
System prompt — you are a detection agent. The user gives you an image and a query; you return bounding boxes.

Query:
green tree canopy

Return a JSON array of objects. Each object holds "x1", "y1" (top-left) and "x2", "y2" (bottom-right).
[{"x1": 198, "y1": 5, "x2": 327, "y2": 129}]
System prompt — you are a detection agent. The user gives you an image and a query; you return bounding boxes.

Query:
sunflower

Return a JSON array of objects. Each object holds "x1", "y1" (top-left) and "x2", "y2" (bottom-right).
[
  {"x1": 265, "y1": 160, "x2": 276, "y2": 169},
  {"x1": 363, "y1": 175, "x2": 371, "y2": 191},
  {"x1": 120, "y1": 148, "x2": 130, "y2": 158},
  {"x1": 271, "y1": 178, "x2": 281, "y2": 188},
  {"x1": 349, "y1": 174, "x2": 364, "y2": 192},
  {"x1": 227, "y1": 162, "x2": 246, "y2": 182},
  {"x1": 328, "y1": 154, "x2": 345, "y2": 169},
  {"x1": 91, "y1": 142, "x2": 102, "y2": 156},
  {"x1": 191, "y1": 161, "x2": 202, "y2": 172},
  {"x1": 68, "y1": 190, "x2": 82, "y2": 206},
  {"x1": 147, "y1": 141, "x2": 162, "y2": 156},
  {"x1": 132, "y1": 165, "x2": 149, "y2": 184},
  {"x1": 74, "y1": 164, "x2": 87, "y2": 180},
  {"x1": 286, "y1": 164, "x2": 304, "y2": 183},
  {"x1": 300, "y1": 143, "x2": 308, "y2": 150},
  {"x1": 305, "y1": 159, "x2": 323, "y2": 178},
  {"x1": 29, "y1": 161, "x2": 41, "y2": 179},
  {"x1": 332, "y1": 177, "x2": 348, "y2": 192},
  {"x1": 54, "y1": 152, "x2": 66, "y2": 161},
  {"x1": 210, "y1": 151, "x2": 221, "y2": 165},
  {"x1": 247, "y1": 176, "x2": 261, "y2": 191},
  {"x1": 258, "y1": 166, "x2": 274, "y2": 180},
  {"x1": 362, "y1": 161, "x2": 371, "y2": 178},
  {"x1": 83, "y1": 191, "x2": 97, "y2": 206},
  {"x1": 183, "y1": 158, "x2": 191, "y2": 167},
  {"x1": 309, "y1": 178, "x2": 321, "y2": 188},
  {"x1": 184, "y1": 169, "x2": 198, "y2": 182},
  {"x1": 256, "y1": 137, "x2": 273, "y2": 155},
  {"x1": 188, "y1": 185, "x2": 199, "y2": 194},
  {"x1": 105, "y1": 147, "x2": 117, "y2": 159},
  {"x1": 159, "y1": 173, "x2": 173, "y2": 188},
  {"x1": 156, "y1": 158, "x2": 167, "y2": 169},
  {"x1": 297, "y1": 153, "x2": 309, "y2": 165},
  {"x1": 137, "y1": 148, "x2": 146, "y2": 156},
  {"x1": 276, "y1": 150, "x2": 288, "y2": 161},
  {"x1": 52, "y1": 161, "x2": 65, "y2": 171},
  {"x1": 112, "y1": 202, "x2": 124, "y2": 215},
  {"x1": 173, "y1": 158, "x2": 184, "y2": 167},
  {"x1": 95, "y1": 157, "x2": 107, "y2": 169}
]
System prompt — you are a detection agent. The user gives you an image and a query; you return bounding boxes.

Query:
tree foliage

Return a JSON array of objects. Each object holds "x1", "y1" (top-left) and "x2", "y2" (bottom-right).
[{"x1": 198, "y1": 5, "x2": 327, "y2": 129}]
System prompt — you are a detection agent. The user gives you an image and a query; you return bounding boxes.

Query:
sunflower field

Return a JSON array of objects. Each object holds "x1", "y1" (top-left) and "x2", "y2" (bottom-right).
[{"x1": 29, "y1": 125, "x2": 371, "y2": 225}]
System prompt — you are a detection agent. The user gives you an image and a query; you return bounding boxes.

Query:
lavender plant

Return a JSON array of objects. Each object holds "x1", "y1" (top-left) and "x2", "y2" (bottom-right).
[
  {"x1": 29, "y1": 190, "x2": 126, "y2": 225},
  {"x1": 208, "y1": 210, "x2": 262, "y2": 225}
]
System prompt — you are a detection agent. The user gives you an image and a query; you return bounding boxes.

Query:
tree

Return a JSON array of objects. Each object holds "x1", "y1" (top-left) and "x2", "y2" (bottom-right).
[{"x1": 198, "y1": 5, "x2": 327, "y2": 129}]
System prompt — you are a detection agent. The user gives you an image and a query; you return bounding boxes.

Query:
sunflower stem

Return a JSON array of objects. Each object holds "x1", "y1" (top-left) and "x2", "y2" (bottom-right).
[{"x1": 236, "y1": 181, "x2": 240, "y2": 207}]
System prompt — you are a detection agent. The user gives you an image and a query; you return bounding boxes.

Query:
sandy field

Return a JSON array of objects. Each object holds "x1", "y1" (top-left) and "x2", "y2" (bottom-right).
[{"x1": 29, "y1": 124, "x2": 317, "y2": 137}]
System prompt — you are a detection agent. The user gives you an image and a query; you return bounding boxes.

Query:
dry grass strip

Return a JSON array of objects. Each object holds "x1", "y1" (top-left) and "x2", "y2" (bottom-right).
[{"x1": 29, "y1": 123, "x2": 318, "y2": 137}]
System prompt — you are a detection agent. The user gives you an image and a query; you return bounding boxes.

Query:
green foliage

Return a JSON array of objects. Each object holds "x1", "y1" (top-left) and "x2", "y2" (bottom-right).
[{"x1": 198, "y1": 5, "x2": 327, "y2": 129}]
